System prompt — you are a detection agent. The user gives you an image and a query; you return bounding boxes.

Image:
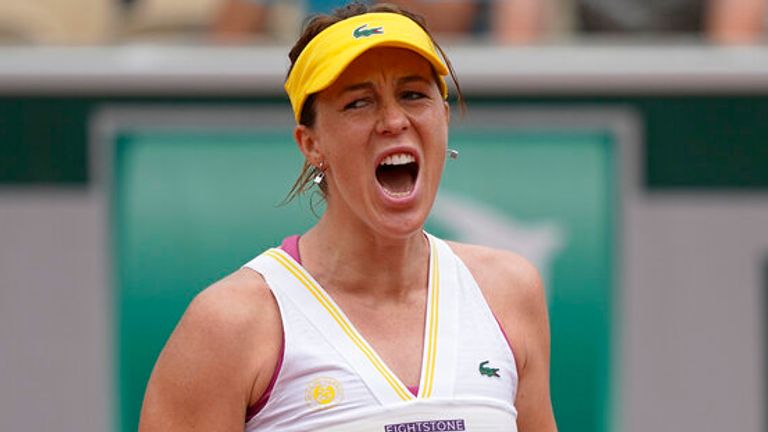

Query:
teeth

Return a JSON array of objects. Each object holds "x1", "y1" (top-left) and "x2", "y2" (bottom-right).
[
  {"x1": 384, "y1": 190, "x2": 410, "y2": 198},
  {"x1": 380, "y1": 153, "x2": 415, "y2": 166}
]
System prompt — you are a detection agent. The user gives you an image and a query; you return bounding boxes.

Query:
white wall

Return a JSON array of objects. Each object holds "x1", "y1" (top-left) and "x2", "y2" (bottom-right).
[
  {"x1": 0, "y1": 189, "x2": 111, "y2": 432},
  {"x1": 623, "y1": 195, "x2": 767, "y2": 432}
]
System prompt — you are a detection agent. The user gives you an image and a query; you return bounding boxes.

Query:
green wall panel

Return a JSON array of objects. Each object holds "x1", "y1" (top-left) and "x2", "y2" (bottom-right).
[
  {"x1": 622, "y1": 96, "x2": 768, "y2": 189},
  {"x1": 0, "y1": 98, "x2": 90, "y2": 183},
  {"x1": 3, "y1": 96, "x2": 768, "y2": 188}
]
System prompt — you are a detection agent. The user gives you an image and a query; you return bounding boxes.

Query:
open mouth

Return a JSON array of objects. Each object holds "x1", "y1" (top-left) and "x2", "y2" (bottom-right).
[{"x1": 375, "y1": 152, "x2": 419, "y2": 197}]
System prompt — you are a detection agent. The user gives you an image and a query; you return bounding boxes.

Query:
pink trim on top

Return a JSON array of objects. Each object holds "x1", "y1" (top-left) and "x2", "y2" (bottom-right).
[
  {"x1": 255, "y1": 235, "x2": 426, "y2": 406},
  {"x1": 493, "y1": 315, "x2": 519, "y2": 379},
  {"x1": 246, "y1": 338, "x2": 285, "y2": 421},
  {"x1": 494, "y1": 316, "x2": 511, "y2": 346},
  {"x1": 280, "y1": 234, "x2": 302, "y2": 264},
  {"x1": 245, "y1": 236, "x2": 299, "y2": 421},
  {"x1": 278, "y1": 235, "x2": 423, "y2": 396},
  {"x1": 279, "y1": 235, "x2": 424, "y2": 396}
]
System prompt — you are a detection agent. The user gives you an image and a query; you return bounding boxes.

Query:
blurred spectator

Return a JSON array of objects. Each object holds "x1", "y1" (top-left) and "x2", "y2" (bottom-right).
[
  {"x1": 213, "y1": 0, "x2": 552, "y2": 42},
  {"x1": 707, "y1": 0, "x2": 767, "y2": 43},
  {"x1": 213, "y1": 0, "x2": 272, "y2": 41},
  {"x1": 383, "y1": 0, "x2": 485, "y2": 35},
  {"x1": 492, "y1": 0, "x2": 767, "y2": 44},
  {"x1": 213, "y1": 0, "x2": 357, "y2": 42},
  {"x1": 126, "y1": 0, "x2": 224, "y2": 40},
  {"x1": 212, "y1": 0, "x2": 767, "y2": 44},
  {"x1": 491, "y1": 0, "x2": 559, "y2": 43},
  {"x1": 387, "y1": 0, "x2": 562, "y2": 43},
  {"x1": 0, "y1": 0, "x2": 117, "y2": 43}
]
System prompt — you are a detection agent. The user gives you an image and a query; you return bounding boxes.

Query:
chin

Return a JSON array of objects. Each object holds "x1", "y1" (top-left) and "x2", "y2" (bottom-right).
[{"x1": 371, "y1": 209, "x2": 430, "y2": 240}]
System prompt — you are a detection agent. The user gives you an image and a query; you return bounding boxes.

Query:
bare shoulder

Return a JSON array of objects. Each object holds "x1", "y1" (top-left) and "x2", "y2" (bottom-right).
[
  {"x1": 446, "y1": 241, "x2": 544, "y2": 309},
  {"x1": 186, "y1": 267, "x2": 280, "y2": 336},
  {"x1": 172, "y1": 267, "x2": 283, "y2": 389},
  {"x1": 139, "y1": 268, "x2": 282, "y2": 430}
]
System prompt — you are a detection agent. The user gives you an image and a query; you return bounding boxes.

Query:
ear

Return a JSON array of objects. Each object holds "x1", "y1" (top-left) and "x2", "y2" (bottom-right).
[
  {"x1": 294, "y1": 125, "x2": 323, "y2": 166},
  {"x1": 444, "y1": 100, "x2": 451, "y2": 125}
]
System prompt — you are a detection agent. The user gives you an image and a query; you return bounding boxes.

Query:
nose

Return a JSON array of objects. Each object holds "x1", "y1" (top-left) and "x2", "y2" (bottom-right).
[{"x1": 375, "y1": 96, "x2": 409, "y2": 135}]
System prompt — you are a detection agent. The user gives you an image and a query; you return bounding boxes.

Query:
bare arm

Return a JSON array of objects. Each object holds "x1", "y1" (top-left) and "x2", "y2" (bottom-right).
[
  {"x1": 450, "y1": 243, "x2": 557, "y2": 432},
  {"x1": 500, "y1": 256, "x2": 557, "y2": 431},
  {"x1": 708, "y1": 0, "x2": 767, "y2": 43},
  {"x1": 381, "y1": 0, "x2": 479, "y2": 34},
  {"x1": 139, "y1": 269, "x2": 282, "y2": 431},
  {"x1": 212, "y1": 0, "x2": 269, "y2": 42},
  {"x1": 491, "y1": 0, "x2": 552, "y2": 43}
]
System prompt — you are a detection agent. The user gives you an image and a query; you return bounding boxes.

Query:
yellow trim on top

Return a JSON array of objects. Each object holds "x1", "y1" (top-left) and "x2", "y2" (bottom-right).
[
  {"x1": 420, "y1": 236, "x2": 440, "y2": 398},
  {"x1": 264, "y1": 249, "x2": 415, "y2": 401}
]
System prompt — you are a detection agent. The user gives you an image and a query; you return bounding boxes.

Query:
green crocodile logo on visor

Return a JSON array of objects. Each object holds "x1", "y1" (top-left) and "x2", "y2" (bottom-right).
[{"x1": 353, "y1": 24, "x2": 384, "y2": 39}]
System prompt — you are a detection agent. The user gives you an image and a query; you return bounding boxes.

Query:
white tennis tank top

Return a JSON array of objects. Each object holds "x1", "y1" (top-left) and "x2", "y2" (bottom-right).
[{"x1": 242, "y1": 234, "x2": 518, "y2": 431}]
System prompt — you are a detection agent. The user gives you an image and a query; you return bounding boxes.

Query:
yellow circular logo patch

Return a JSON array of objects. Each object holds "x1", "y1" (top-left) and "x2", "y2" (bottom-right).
[{"x1": 305, "y1": 377, "x2": 343, "y2": 410}]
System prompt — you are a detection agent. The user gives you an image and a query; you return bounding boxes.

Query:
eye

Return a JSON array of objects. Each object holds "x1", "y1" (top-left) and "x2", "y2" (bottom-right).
[
  {"x1": 401, "y1": 91, "x2": 427, "y2": 101},
  {"x1": 344, "y1": 98, "x2": 371, "y2": 110}
]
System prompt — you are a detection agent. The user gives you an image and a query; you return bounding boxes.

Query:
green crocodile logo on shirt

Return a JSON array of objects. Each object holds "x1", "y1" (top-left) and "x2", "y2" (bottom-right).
[
  {"x1": 353, "y1": 24, "x2": 384, "y2": 39},
  {"x1": 479, "y1": 360, "x2": 500, "y2": 378}
]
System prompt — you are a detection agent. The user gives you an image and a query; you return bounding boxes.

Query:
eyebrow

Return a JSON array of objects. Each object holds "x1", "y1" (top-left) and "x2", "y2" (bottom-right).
[
  {"x1": 340, "y1": 82, "x2": 375, "y2": 94},
  {"x1": 339, "y1": 74, "x2": 433, "y2": 94},
  {"x1": 397, "y1": 75, "x2": 432, "y2": 86}
]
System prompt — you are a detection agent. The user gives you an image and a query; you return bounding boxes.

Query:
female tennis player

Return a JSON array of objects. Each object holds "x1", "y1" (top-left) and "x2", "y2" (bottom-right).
[{"x1": 139, "y1": 2, "x2": 557, "y2": 431}]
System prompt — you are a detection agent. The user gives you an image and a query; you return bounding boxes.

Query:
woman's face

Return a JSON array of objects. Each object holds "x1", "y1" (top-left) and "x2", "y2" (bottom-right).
[{"x1": 299, "y1": 47, "x2": 449, "y2": 239}]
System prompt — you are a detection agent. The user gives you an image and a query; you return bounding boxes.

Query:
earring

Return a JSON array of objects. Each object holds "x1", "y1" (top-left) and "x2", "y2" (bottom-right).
[
  {"x1": 313, "y1": 162, "x2": 325, "y2": 185},
  {"x1": 447, "y1": 149, "x2": 459, "y2": 160}
]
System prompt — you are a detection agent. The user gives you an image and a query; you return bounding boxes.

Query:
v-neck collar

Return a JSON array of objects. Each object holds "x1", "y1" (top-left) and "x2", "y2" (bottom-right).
[{"x1": 263, "y1": 234, "x2": 444, "y2": 404}]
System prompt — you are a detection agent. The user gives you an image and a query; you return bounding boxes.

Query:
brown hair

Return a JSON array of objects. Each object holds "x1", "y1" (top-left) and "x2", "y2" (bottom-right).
[{"x1": 284, "y1": 1, "x2": 464, "y2": 204}]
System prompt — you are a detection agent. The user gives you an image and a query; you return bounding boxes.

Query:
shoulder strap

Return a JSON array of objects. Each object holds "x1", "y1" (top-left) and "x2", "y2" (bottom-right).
[
  {"x1": 418, "y1": 234, "x2": 460, "y2": 399},
  {"x1": 248, "y1": 248, "x2": 415, "y2": 405}
]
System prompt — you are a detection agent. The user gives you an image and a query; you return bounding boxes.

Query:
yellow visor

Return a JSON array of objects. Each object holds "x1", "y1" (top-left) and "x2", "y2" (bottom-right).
[{"x1": 285, "y1": 12, "x2": 449, "y2": 123}]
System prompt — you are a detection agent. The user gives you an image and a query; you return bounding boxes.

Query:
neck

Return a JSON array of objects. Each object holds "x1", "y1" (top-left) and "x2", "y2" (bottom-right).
[{"x1": 299, "y1": 212, "x2": 429, "y2": 301}]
